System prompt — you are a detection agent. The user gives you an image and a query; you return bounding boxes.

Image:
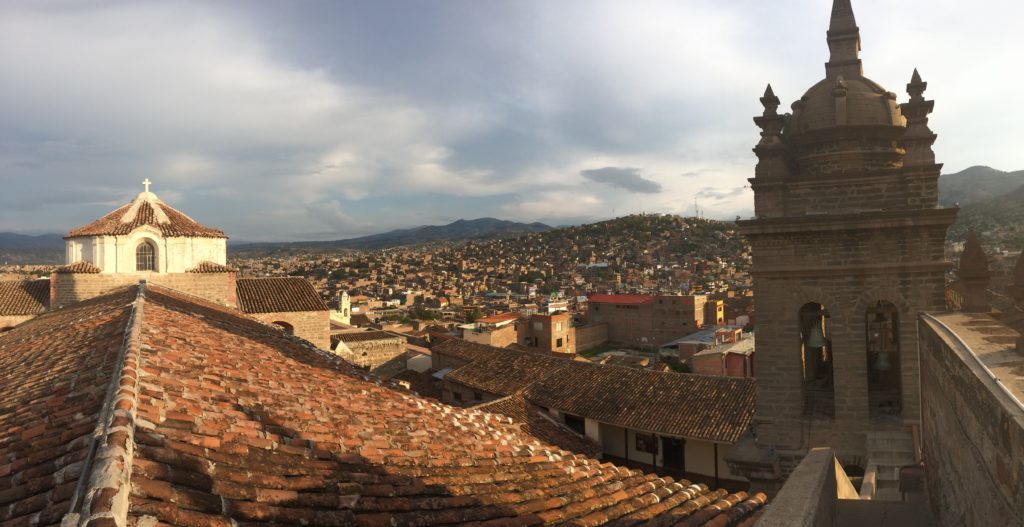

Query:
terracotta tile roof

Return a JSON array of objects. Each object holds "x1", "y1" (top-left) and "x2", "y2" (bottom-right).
[
  {"x1": 390, "y1": 369, "x2": 443, "y2": 400},
  {"x1": 0, "y1": 286, "x2": 137, "y2": 526},
  {"x1": 435, "y1": 339, "x2": 755, "y2": 444},
  {"x1": 0, "y1": 284, "x2": 767, "y2": 526},
  {"x1": 54, "y1": 261, "x2": 102, "y2": 274},
  {"x1": 430, "y1": 337, "x2": 504, "y2": 362},
  {"x1": 186, "y1": 261, "x2": 236, "y2": 273},
  {"x1": 587, "y1": 293, "x2": 656, "y2": 304},
  {"x1": 475, "y1": 393, "x2": 603, "y2": 458},
  {"x1": 476, "y1": 312, "x2": 520, "y2": 324},
  {"x1": 236, "y1": 277, "x2": 328, "y2": 313},
  {"x1": 523, "y1": 365, "x2": 755, "y2": 444},
  {"x1": 441, "y1": 344, "x2": 569, "y2": 396},
  {"x1": 65, "y1": 192, "x2": 226, "y2": 239},
  {"x1": 0, "y1": 279, "x2": 50, "y2": 316}
]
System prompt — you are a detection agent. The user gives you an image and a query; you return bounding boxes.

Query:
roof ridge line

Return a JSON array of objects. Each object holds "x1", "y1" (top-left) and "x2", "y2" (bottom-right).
[{"x1": 63, "y1": 281, "x2": 147, "y2": 527}]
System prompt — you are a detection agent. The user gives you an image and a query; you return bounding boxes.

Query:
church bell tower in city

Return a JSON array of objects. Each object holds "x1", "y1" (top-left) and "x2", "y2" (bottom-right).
[{"x1": 732, "y1": 0, "x2": 957, "y2": 488}]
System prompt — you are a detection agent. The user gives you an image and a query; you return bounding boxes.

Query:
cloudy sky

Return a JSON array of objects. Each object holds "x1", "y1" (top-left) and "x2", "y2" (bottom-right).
[{"x1": 2, "y1": 0, "x2": 1021, "y2": 241}]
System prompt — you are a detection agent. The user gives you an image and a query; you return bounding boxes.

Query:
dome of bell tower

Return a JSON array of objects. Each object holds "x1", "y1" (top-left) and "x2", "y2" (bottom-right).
[
  {"x1": 781, "y1": 0, "x2": 907, "y2": 177},
  {"x1": 787, "y1": 0, "x2": 905, "y2": 134}
]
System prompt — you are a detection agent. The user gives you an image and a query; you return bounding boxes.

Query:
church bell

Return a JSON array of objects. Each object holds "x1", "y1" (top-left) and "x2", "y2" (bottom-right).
[
  {"x1": 874, "y1": 350, "x2": 892, "y2": 371},
  {"x1": 805, "y1": 324, "x2": 826, "y2": 348}
]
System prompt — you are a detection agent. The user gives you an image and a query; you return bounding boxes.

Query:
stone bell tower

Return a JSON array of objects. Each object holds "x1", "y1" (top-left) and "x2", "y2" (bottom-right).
[{"x1": 733, "y1": 0, "x2": 958, "y2": 484}]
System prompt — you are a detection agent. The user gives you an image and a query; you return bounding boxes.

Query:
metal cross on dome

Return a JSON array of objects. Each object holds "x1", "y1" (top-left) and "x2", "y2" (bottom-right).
[{"x1": 143, "y1": 178, "x2": 152, "y2": 193}]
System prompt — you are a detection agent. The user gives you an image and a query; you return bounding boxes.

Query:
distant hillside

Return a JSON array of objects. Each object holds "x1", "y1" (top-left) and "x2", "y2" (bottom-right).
[
  {"x1": 235, "y1": 218, "x2": 552, "y2": 253},
  {"x1": 0, "y1": 233, "x2": 64, "y2": 265},
  {"x1": 949, "y1": 183, "x2": 1024, "y2": 248},
  {"x1": 939, "y1": 166, "x2": 1024, "y2": 207},
  {"x1": 0, "y1": 232, "x2": 64, "y2": 250}
]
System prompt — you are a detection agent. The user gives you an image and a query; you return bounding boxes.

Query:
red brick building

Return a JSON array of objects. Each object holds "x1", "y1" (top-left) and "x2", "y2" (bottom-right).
[{"x1": 587, "y1": 293, "x2": 707, "y2": 347}]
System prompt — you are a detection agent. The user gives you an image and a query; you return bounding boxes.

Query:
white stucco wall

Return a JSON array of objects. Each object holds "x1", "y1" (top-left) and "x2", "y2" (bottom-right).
[
  {"x1": 66, "y1": 228, "x2": 226, "y2": 273},
  {"x1": 593, "y1": 422, "x2": 747, "y2": 482}
]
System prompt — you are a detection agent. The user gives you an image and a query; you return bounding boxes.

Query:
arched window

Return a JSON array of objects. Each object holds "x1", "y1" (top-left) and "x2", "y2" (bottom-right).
[
  {"x1": 272, "y1": 321, "x2": 294, "y2": 334},
  {"x1": 136, "y1": 242, "x2": 156, "y2": 272},
  {"x1": 800, "y1": 302, "x2": 834, "y2": 419},
  {"x1": 866, "y1": 301, "x2": 901, "y2": 419}
]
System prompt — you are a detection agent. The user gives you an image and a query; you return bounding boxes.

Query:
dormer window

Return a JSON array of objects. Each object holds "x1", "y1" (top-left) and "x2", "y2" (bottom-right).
[{"x1": 136, "y1": 241, "x2": 156, "y2": 272}]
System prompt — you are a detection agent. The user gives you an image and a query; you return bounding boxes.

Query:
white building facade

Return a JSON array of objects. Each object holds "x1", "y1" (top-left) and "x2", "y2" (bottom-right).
[{"x1": 64, "y1": 182, "x2": 227, "y2": 274}]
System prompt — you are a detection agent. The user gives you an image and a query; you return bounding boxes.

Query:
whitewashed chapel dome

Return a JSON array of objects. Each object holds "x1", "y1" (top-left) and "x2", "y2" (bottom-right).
[{"x1": 64, "y1": 180, "x2": 227, "y2": 273}]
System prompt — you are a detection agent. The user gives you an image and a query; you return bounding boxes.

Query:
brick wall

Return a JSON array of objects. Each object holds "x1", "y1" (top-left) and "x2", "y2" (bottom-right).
[
  {"x1": 51, "y1": 272, "x2": 237, "y2": 309},
  {"x1": 575, "y1": 323, "x2": 608, "y2": 352},
  {"x1": 588, "y1": 296, "x2": 703, "y2": 347},
  {"x1": 250, "y1": 310, "x2": 330, "y2": 350},
  {"x1": 919, "y1": 315, "x2": 1024, "y2": 527}
]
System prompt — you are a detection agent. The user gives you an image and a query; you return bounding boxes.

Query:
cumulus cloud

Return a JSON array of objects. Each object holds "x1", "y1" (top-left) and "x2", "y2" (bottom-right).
[
  {"x1": 1, "y1": 0, "x2": 1020, "y2": 240},
  {"x1": 581, "y1": 167, "x2": 662, "y2": 194}
]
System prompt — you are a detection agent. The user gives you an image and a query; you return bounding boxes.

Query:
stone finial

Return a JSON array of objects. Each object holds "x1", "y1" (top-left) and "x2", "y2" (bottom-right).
[
  {"x1": 900, "y1": 68, "x2": 937, "y2": 168},
  {"x1": 907, "y1": 68, "x2": 927, "y2": 102},
  {"x1": 760, "y1": 84, "x2": 780, "y2": 116},
  {"x1": 1015, "y1": 249, "x2": 1024, "y2": 287},
  {"x1": 826, "y1": 0, "x2": 863, "y2": 78},
  {"x1": 1010, "y1": 249, "x2": 1024, "y2": 302},
  {"x1": 959, "y1": 230, "x2": 992, "y2": 313},
  {"x1": 829, "y1": 0, "x2": 857, "y2": 31},
  {"x1": 959, "y1": 231, "x2": 991, "y2": 279}
]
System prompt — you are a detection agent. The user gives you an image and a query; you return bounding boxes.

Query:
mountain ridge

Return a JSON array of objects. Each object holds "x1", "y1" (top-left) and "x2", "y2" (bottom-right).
[
  {"x1": 938, "y1": 165, "x2": 1024, "y2": 207},
  {"x1": 233, "y1": 217, "x2": 553, "y2": 252}
]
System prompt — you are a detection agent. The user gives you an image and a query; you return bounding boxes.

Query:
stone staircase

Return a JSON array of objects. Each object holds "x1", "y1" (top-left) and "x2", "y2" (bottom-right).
[{"x1": 865, "y1": 429, "x2": 917, "y2": 500}]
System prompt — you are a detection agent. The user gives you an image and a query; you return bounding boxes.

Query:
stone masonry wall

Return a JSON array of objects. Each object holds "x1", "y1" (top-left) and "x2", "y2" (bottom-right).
[
  {"x1": 250, "y1": 310, "x2": 331, "y2": 350},
  {"x1": 919, "y1": 318, "x2": 1024, "y2": 527},
  {"x1": 336, "y1": 337, "x2": 406, "y2": 371},
  {"x1": 51, "y1": 272, "x2": 237, "y2": 309}
]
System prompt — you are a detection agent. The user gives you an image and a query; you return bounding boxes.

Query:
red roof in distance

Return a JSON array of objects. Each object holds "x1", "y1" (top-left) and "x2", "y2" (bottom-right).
[
  {"x1": 476, "y1": 312, "x2": 520, "y2": 324},
  {"x1": 587, "y1": 293, "x2": 655, "y2": 304}
]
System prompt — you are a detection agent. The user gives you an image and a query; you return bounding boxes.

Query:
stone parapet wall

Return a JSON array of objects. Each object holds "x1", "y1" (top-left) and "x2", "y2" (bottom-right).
[
  {"x1": 335, "y1": 336, "x2": 406, "y2": 371},
  {"x1": 51, "y1": 272, "x2": 237, "y2": 309},
  {"x1": 919, "y1": 314, "x2": 1024, "y2": 527},
  {"x1": 250, "y1": 310, "x2": 330, "y2": 350},
  {"x1": 756, "y1": 447, "x2": 837, "y2": 527}
]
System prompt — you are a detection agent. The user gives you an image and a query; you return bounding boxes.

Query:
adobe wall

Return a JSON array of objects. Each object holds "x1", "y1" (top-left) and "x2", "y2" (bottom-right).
[
  {"x1": 465, "y1": 324, "x2": 517, "y2": 348},
  {"x1": 575, "y1": 323, "x2": 608, "y2": 352},
  {"x1": 919, "y1": 315, "x2": 1024, "y2": 527},
  {"x1": 50, "y1": 272, "x2": 237, "y2": 309},
  {"x1": 250, "y1": 310, "x2": 330, "y2": 350}
]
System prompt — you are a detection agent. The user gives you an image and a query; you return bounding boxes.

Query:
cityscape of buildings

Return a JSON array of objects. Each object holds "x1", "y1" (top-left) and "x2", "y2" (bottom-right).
[{"x1": 1, "y1": 1, "x2": 1023, "y2": 526}]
